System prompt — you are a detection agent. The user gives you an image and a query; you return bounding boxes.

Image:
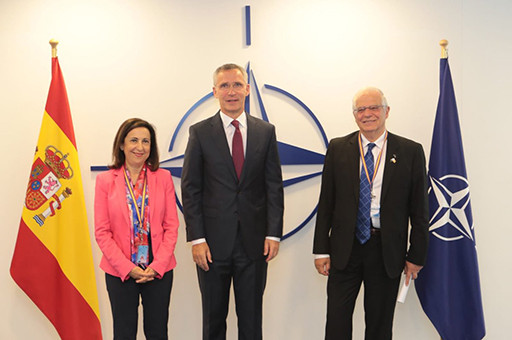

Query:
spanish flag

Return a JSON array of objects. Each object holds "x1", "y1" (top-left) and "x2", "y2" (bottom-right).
[{"x1": 10, "y1": 44, "x2": 102, "y2": 340}]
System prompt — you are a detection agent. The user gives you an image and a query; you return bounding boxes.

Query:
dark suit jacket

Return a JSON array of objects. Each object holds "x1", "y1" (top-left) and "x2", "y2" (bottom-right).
[
  {"x1": 182, "y1": 111, "x2": 284, "y2": 260},
  {"x1": 313, "y1": 131, "x2": 429, "y2": 278}
]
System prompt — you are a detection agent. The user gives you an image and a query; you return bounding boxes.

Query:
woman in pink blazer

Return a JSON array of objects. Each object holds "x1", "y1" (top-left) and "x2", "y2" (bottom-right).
[{"x1": 95, "y1": 118, "x2": 179, "y2": 339}]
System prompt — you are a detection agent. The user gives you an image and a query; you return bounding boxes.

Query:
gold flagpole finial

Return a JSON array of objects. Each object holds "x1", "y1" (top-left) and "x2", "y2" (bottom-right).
[
  {"x1": 49, "y1": 39, "x2": 59, "y2": 58},
  {"x1": 440, "y1": 39, "x2": 448, "y2": 59}
]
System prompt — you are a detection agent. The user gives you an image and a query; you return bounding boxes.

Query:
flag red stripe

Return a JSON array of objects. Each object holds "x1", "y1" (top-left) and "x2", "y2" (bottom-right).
[
  {"x1": 10, "y1": 220, "x2": 102, "y2": 340},
  {"x1": 44, "y1": 57, "x2": 76, "y2": 147}
]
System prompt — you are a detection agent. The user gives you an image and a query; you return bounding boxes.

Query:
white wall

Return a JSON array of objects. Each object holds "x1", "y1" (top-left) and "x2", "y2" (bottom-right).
[{"x1": 2, "y1": 0, "x2": 510, "y2": 338}]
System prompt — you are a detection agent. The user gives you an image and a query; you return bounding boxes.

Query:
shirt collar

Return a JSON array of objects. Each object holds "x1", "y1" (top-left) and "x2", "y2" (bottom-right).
[
  {"x1": 360, "y1": 130, "x2": 387, "y2": 150},
  {"x1": 220, "y1": 111, "x2": 247, "y2": 129}
]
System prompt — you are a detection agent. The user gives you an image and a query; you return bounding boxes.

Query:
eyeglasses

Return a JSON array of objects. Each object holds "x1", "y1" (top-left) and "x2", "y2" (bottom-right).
[
  {"x1": 353, "y1": 105, "x2": 384, "y2": 114},
  {"x1": 216, "y1": 82, "x2": 246, "y2": 92}
]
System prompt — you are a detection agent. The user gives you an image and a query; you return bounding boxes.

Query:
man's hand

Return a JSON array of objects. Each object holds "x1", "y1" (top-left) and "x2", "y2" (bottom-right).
[
  {"x1": 263, "y1": 239, "x2": 280, "y2": 262},
  {"x1": 192, "y1": 242, "x2": 213, "y2": 271},
  {"x1": 404, "y1": 260, "x2": 423, "y2": 285},
  {"x1": 315, "y1": 257, "x2": 331, "y2": 276}
]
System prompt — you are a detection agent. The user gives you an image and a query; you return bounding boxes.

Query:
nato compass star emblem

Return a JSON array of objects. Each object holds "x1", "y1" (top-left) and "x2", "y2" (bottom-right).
[
  {"x1": 160, "y1": 63, "x2": 327, "y2": 240},
  {"x1": 428, "y1": 174, "x2": 475, "y2": 242}
]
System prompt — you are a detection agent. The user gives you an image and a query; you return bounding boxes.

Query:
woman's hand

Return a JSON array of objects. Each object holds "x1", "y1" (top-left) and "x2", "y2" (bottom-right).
[{"x1": 129, "y1": 266, "x2": 158, "y2": 283}]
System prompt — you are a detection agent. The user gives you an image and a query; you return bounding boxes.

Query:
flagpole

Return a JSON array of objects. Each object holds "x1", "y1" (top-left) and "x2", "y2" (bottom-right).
[
  {"x1": 438, "y1": 38, "x2": 448, "y2": 340},
  {"x1": 440, "y1": 39, "x2": 448, "y2": 59},
  {"x1": 49, "y1": 39, "x2": 59, "y2": 58}
]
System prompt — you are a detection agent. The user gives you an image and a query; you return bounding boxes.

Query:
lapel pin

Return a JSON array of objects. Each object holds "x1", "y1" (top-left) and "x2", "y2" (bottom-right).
[{"x1": 390, "y1": 154, "x2": 397, "y2": 163}]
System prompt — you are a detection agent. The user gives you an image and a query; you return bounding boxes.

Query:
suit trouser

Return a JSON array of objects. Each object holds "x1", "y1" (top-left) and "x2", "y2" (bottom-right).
[
  {"x1": 325, "y1": 234, "x2": 401, "y2": 340},
  {"x1": 197, "y1": 232, "x2": 268, "y2": 340},
  {"x1": 105, "y1": 270, "x2": 173, "y2": 340}
]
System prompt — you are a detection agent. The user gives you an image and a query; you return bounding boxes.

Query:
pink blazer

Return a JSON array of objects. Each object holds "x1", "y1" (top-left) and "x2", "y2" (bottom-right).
[{"x1": 94, "y1": 168, "x2": 179, "y2": 281}]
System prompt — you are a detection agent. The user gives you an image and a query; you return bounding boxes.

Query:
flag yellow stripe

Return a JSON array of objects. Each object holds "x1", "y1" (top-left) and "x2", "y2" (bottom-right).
[{"x1": 21, "y1": 111, "x2": 100, "y2": 318}]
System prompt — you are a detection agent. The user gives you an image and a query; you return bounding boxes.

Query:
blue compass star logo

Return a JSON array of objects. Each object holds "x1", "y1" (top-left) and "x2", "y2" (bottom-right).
[
  {"x1": 160, "y1": 63, "x2": 328, "y2": 240},
  {"x1": 428, "y1": 174, "x2": 475, "y2": 242}
]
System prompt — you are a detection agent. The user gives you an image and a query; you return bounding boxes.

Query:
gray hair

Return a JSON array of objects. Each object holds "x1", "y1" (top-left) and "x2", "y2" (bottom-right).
[
  {"x1": 213, "y1": 63, "x2": 248, "y2": 85},
  {"x1": 352, "y1": 87, "x2": 388, "y2": 110}
]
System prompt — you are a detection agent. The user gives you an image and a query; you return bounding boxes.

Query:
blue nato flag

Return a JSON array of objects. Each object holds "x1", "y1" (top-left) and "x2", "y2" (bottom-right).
[{"x1": 415, "y1": 57, "x2": 485, "y2": 340}]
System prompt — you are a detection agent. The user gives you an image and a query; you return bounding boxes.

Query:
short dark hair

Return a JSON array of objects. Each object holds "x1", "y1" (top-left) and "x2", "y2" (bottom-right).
[{"x1": 110, "y1": 118, "x2": 159, "y2": 171}]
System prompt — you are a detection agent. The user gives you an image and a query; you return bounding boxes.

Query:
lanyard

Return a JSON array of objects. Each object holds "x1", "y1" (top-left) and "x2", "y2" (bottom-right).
[
  {"x1": 123, "y1": 166, "x2": 147, "y2": 227},
  {"x1": 358, "y1": 131, "x2": 387, "y2": 185}
]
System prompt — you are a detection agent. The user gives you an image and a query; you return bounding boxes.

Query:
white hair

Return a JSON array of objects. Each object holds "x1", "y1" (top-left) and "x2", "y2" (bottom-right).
[{"x1": 352, "y1": 87, "x2": 388, "y2": 110}]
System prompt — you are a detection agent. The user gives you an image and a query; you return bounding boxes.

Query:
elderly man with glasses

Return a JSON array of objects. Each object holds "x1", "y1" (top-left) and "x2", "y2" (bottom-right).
[{"x1": 313, "y1": 87, "x2": 429, "y2": 340}]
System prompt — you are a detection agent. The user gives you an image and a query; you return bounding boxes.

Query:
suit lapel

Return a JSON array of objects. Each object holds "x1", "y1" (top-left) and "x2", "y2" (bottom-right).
[
  {"x1": 147, "y1": 169, "x2": 157, "y2": 222},
  {"x1": 210, "y1": 111, "x2": 238, "y2": 182},
  {"x1": 114, "y1": 168, "x2": 131, "y2": 227},
  {"x1": 349, "y1": 132, "x2": 362, "y2": 202},
  {"x1": 242, "y1": 114, "x2": 260, "y2": 183},
  {"x1": 381, "y1": 133, "x2": 399, "y2": 202}
]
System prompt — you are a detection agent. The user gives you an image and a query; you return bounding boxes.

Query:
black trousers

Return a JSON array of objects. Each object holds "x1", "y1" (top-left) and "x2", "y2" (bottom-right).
[
  {"x1": 197, "y1": 234, "x2": 268, "y2": 340},
  {"x1": 325, "y1": 234, "x2": 401, "y2": 340},
  {"x1": 105, "y1": 270, "x2": 173, "y2": 340}
]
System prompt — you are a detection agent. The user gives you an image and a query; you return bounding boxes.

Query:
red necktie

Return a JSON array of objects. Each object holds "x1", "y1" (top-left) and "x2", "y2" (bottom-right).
[{"x1": 231, "y1": 120, "x2": 244, "y2": 179}]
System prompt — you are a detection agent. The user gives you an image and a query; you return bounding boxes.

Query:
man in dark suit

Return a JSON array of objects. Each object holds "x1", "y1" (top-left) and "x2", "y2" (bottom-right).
[
  {"x1": 313, "y1": 87, "x2": 429, "y2": 339},
  {"x1": 182, "y1": 63, "x2": 284, "y2": 340}
]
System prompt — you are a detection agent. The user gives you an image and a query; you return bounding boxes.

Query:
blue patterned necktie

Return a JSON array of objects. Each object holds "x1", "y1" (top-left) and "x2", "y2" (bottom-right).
[{"x1": 356, "y1": 142, "x2": 375, "y2": 244}]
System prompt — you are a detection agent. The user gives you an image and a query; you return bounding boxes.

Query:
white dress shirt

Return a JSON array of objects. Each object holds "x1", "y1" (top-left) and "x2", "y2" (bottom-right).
[
  {"x1": 219, "y1": 110, "x2": 247, "y2": 157},
  {"x1": 360, "y1": 131, "x2": 387, "y2": 229}
]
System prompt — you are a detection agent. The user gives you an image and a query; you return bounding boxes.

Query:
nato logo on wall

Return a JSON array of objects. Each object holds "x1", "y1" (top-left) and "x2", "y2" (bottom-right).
[{"x1": 92, "y1": 6, "x2": 328, "y2": 240}]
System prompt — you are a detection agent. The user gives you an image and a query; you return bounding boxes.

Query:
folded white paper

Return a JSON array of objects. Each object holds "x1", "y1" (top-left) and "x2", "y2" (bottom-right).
[{"x1": 397, "y1": 277, "x2": 410, "y2": 303}]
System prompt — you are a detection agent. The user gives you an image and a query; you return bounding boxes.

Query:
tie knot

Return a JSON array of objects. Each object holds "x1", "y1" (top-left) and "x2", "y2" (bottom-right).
[
  {"x1": 367, "y1": 143, "x2": 376, "y2": 152},
  {"x1": 231, "y1": 120, "x2": 240, "y2": 129}
]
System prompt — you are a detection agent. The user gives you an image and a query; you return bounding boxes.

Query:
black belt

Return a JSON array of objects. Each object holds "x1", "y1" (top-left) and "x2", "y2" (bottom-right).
[{"x1": 370, "y1": 227, "x2": 381, "y2": 235}]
